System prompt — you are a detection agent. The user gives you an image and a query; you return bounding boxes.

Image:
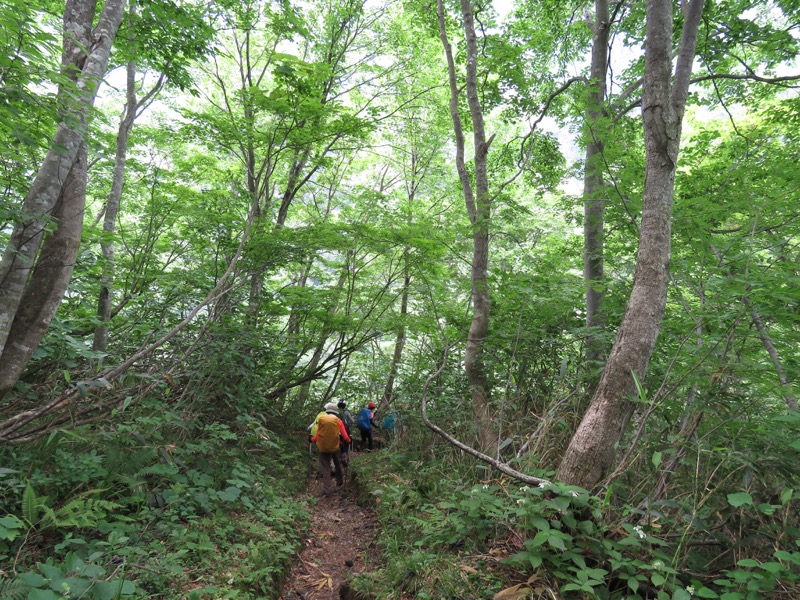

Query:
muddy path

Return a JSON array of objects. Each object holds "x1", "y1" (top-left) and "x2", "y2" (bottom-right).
[{"x1": 279, "y1": 456, "x2": 378, "y2": 600}]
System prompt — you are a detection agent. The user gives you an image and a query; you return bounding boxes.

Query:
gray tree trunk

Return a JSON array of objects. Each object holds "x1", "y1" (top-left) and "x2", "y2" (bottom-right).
[
  {"x1": 437, "y1": 0, "x2": 496, "y2": 452},
  {"x1": 0, "y1": 147, "x2": 88, "y2": 399},
  {"x1": 93, "y1": 59, "x2": 137, "y2": 353},
  {"x1": 0, "y1": 0, "x2": 126, "y2": 357},
  {"x1": 556, "y1": 0, "x2": 706, "y2": 489},
  {"x1": 382, "y1": 258, "x2": 410, "y2": 406},
  {"x1": 583, "y1": 0, "x2": 610, "y2": 370}
]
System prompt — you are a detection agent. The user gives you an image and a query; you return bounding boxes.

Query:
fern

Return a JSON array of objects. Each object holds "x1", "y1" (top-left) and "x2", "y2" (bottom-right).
[
  {"x1": 21, "y1": 483, "x2": 41, "y2": 525},
  {"x1": 41, "y1": 496, "x2": 122, "y2": 529},
  {"x1": 0, "y1": 577, "x2": 28, "y2": 600},
  {"x1": 107, "y1": 447, "x2": 159, "y2": 495},
  {"x1": 106, "y1": 446, "x2": 157, "y2": 481}
]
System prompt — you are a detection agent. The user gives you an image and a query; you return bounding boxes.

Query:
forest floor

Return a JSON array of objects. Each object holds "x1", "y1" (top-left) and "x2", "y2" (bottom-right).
[{"x1": 279, "y1": 452, "x2": 379, "y2": 600}]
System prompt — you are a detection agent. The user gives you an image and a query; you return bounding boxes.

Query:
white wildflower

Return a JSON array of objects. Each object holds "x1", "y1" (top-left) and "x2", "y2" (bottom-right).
[
  {"x1": 652, "y1": 560, "x2": 664, "y2": 570},
  {"x1": 483, "y1": 484, "x2": 490, "y2": 490},
  {"x1": 632, "y1": 525, "x2": 646, "y2": 539},
  {"x1": 520, "y1": 486, "x2": 530, "y2": 493},
  {"x1": 538, "y1": 482, "x2": 548, "y2": 488},
  {"x1": 686, "y1": 586, "x2": 695, "y2": 596},
  {"x1": 570, "y1": 491, "x2": 579, "y2": 497},
  {"x1": 517, "y1": 498, "x2": 526, "y2": 505}
]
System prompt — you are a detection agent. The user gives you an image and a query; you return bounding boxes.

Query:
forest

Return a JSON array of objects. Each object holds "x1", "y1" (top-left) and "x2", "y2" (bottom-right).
[{"x1": 0, "y1": 0, "x2": 799, "y2": 598}]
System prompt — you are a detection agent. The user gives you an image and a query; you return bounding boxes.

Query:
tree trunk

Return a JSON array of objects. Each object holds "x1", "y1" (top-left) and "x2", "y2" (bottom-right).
[
  {"x1": 437, "y1": 0, "x2": 496, "y2": 452},
  {"x1": 0, "y1": 0, "x2": 126, "y2": 356},
  {"x1": 583, "y1": 0, "x2": 610, "y2": 370},
  {"x1": 0, "y1": 146, "x2": 88, "y2": 399},
  {"x1": 382, "y1": 256, "x2": 410, "y2": 406},
  {"x1": 556, "y1": 0, "x2": 706, "y2": 489},
  {"x1": 93, "y1": 57, "x2": 138, "y2": 353}
]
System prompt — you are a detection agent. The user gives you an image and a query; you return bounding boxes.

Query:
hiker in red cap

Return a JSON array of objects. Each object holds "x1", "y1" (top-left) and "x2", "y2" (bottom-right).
[{"x1": 356, "y1": 401, "x2": 377, "y2": 451}]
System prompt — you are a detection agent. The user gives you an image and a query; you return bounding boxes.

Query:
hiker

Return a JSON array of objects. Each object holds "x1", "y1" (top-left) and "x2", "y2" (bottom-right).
[
  {"x1": 382, "y1": 404, "x2": 407, "y2": 439},
  {"x1": 311, "y1": 402, "x2": 351, "y2": 496},
  {"x1": 382, "y1": 410, "x2": 398, "y2": 437},
  {"x1": 337, "y1": 399, "x2": 354, "y2": 464},
  {"x1": 356, "y1": 401, "x2": 376, "y2": 451}
]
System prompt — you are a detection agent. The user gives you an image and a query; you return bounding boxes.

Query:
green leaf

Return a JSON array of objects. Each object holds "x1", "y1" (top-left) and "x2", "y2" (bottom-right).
[
  {"x1": 119, "y1": 580, "x2": 135, "y2": 595},
  {"x1": 760, "y1": 561, "x2": 784, "y2": 574},
  {"x1": 0, "y1": 514, "x2": 24, "y2": 540},
  {"x1": 17, "y1": 572, "x2": 48, "y2": 587},
  {"x1": 39, "y1": 564, "x2": 63, "y2": 581},
  {"x1": 757, "y1": 503, "x2": 777, "y2": 515},
  {"x1": 737, "y1": 558, "x2": 760, "y2": 568},
  {"x1": 217, "y1": 486, "x2": 242, "y2": 502},
  {"x1": 631, "y1": 369, "x2": 647, "y2": 402},
  {"x1": 547, "y1": 533, "x2": 566, "y2": 551},
  {"x1": 696, "y1": 587, "x2": 719, "y2": 598},
  {"x1": 28, "y1": 590, "x2": 62, "y2": 600},
  {"x1": 528, "y1": 530, "x2": 549, "y2": 548},
  {"x1": 726, "y1": 492, "x2": 753, "y2": 507},
  {"x1": 652, "y1": 451, "x2": 662, "y2": 468},
  {"x1": 22, "y1": 483, "x2": 39, "y2": 524},
  {"x1": 779, "y1": 488, "x2": 793, "y2": 505},
  {"x1": 93, "y1": 580, "x2": 125, "y2": 600}
]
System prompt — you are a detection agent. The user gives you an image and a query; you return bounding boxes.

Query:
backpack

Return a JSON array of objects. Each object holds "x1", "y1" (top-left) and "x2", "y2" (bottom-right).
[
  {"x1": 315, "y1": 413, "x2": 341, "y2": 453},
  {"x1": 309, "y1": 411, "x2": 326, "y2": 437},
  {"x1": 382, "y1": 412, "x2": 396, "y2": 431},
  {"x1": 340, "y1": 409, "x2": 354, "y2": 434},
  {"x1": 357, "y1": 407, "x2": 372, "y2": 430}
]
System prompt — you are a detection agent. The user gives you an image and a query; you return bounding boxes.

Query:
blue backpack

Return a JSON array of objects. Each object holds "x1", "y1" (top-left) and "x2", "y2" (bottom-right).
[
  {"x1": 357, "y1": 407, "x2": 372, "y2": 429},
  {"x1": 382, "y1": 413, "x2": 396, "y2": 431}
]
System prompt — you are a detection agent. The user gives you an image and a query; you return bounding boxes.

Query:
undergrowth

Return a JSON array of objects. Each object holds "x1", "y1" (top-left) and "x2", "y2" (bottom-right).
[
  {"x1": 348, "y1": 446, "x2": 800, "y2": 600},
  {"x1": 0, "y1": 397, "x2": 311, "y2": 599}
]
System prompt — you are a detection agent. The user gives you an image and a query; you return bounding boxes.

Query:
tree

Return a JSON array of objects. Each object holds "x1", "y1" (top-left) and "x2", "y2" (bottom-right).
[
  {"x1": 557, "y1": 0, "x2": 707, "y2": 489},
  {"x1": 436, "y1": 0, "x2": 497, "y2": 452},
  {"x1": 582, "y1": 0, "x2": 610, "y2": 371},
  {"x1": 0, "y1": 0, "x2": 126, "y2": 400}
]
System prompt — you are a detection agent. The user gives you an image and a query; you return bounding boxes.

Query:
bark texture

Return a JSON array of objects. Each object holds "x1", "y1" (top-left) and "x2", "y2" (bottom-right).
[
  {"x1": 583, "y1": 0, "x2": 610, "y2": 369},
  {"x1": 382, "y1": 259, "x2": 410, "y2": 406},
  {"x1": 437, "y1": 0, "x2": 496, "y2": 452},
  {"x1": 557, "y1": 0, "x2": 706, "y2": 489},
  {"x1": 0, "y1": 0, "x2": 126, "y2": 358},
  {"x1": 93, "y1": 59, "x2": 137, "y2": 352},
  {"x1": 0, "y1": 147, "x2": 88, "y2": 398}
]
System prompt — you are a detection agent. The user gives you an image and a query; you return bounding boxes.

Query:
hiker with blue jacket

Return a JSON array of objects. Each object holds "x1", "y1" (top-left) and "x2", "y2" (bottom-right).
[{"x1": 356, "y1": 401, "x2": 376, "y2": 451}]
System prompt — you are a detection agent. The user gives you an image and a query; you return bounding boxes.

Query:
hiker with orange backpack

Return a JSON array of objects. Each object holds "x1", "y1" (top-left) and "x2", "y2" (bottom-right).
[{"x1": 311, "y1": 402, "x2": 351, "y2": 496}]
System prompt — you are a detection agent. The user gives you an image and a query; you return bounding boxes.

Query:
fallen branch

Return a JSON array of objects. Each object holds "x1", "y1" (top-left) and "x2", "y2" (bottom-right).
[{"x1": 419, "y1": 343, "x2": 550, "y2": 487}]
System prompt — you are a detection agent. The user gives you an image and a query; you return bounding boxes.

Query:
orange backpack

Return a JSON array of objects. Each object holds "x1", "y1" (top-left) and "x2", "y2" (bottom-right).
[{"x1": 315, "y1": 413, "x2": 341, "y2": 453}]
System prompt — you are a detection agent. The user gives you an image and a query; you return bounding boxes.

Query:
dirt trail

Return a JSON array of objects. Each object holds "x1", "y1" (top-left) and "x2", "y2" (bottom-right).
[{"x1": 279, "y1": 457, "x2": 378, "y2": 600}]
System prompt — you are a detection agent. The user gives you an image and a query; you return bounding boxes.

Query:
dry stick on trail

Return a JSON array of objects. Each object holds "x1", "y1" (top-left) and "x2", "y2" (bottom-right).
[{"x1": 420, "y1": 344, "x2": 550, "y2": 487}]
